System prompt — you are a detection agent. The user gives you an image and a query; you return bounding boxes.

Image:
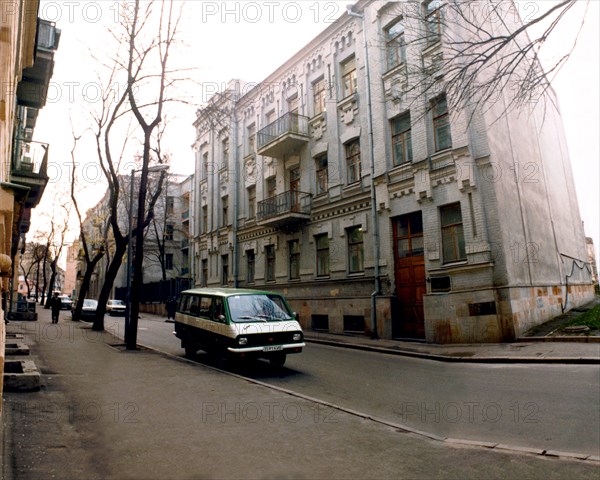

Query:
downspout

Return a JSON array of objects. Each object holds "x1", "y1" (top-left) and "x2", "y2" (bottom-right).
[
  {"x1": 231, "y1": 97, "x2": 240, "y2": 287},
  {"x1": 348, "y1": 6, "x2": 381, "y2": 338}
]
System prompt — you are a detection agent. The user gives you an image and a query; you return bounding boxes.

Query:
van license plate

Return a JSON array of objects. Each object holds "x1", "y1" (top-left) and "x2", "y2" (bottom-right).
[{"x1": 263, "y1": 345, "x2": 283, "y2": 352}]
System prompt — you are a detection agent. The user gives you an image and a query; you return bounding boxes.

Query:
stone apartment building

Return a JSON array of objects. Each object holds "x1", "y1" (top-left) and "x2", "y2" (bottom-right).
[
  {"x1": 77, "y1": 173, "x2": 192, "y2": 300},
  {"x1": 191, "y1": 0, "x2": 594, "y2": 343}
]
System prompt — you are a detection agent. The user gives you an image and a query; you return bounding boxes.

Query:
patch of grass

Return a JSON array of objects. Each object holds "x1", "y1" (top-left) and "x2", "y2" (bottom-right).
[{"x1": 559, "y1": 304, "x2": 600, "y2": 331}]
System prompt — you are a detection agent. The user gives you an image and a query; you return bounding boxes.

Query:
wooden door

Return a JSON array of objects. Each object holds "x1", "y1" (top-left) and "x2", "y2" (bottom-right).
[{"x1": 392, "y1": 212, "x2": 426, "y2": 339}]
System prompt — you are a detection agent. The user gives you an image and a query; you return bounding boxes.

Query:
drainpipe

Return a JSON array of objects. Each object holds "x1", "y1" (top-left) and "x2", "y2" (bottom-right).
[
  {"x1": 231, "y1": 91, "x2": 240, "y2": 287},
  {"x1": 348, "y1": 5, "x2": 381, "y2": 339}
]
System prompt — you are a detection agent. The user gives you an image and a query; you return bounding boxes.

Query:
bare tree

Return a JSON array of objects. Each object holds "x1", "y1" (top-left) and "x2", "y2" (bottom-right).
[
  {"x1": 124, "y1": 0, "x2": 181, "y2": 349},
  {"x1": 376, "y1": 0, "x2": 589, "y2": 123},
  {"x1": 69, "y1": 131, "x2": 106, "y2": 321}
]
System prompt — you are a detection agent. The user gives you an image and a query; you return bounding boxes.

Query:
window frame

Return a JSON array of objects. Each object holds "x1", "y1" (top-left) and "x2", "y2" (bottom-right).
[
  {"x1": 425, "y1": 0, "x2": 443, "y2": 46},
  {"x1": 432, "y1": 94, "x2": 452, "y2": 152},
  {"x1": 247, "y1": 186, "x2": 256, "y2": 218},
  {"x1": 246, "y1": 249, "x2": 255, "y2": 284},
  {"x1": 385, "y1": 18, "x2": 407, "y2": 70},
  {"x1": 315, "y1": 234, "x2": 330, "y2": 277},
  {"x1": 440, "y1": 203, "x2": 466, "y2": 263},
  {"x1": 221, "y1": 196, "x2": 229, "y2": 228},
  {"x1": 315, "y1": 155, "x2": 328, "y2": 196},
  {"x1": 347, "y1": 226, "x2": 365, "y2": 274},
  {"x1": 289, "y1": 239, "x2": 300, "y2": 280},
  {"x1": 345, "y1": 139, "x2": 361, "y2": 185},
  {"x1": 221, "y1": 254, "x2": 229, "y2": 286},
  {"x1": 312, "y1": 77, "x2": 327, "y2": 116},
  {"x1": 265, "y1": 245, "x2": 276, "y2": 282},
  {"x1": 391, "y1": 112, "x2": 413, "y2": 165},
  {"x1": 340, "y1": 56, "x2": 357, "y2": 98}
]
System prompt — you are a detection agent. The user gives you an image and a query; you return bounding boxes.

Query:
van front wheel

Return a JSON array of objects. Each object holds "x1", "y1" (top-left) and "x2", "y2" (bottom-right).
[{"x1": 269, "y1": 353, "x2": 286, "y2": 367}]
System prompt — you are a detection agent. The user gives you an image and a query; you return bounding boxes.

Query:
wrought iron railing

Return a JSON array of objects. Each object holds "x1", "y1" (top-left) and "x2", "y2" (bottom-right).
[
  {"x1": 257, "y1": 112, "x2": 309, "y2": 150},
  {"x1": 257, "y1": 190, "x2": 311, "y2": 221}
]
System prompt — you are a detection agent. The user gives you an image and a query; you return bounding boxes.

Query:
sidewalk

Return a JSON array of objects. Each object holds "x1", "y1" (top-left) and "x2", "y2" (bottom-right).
[{"x1": 2, "y1": 307, "x2": 599, "y2": 480}]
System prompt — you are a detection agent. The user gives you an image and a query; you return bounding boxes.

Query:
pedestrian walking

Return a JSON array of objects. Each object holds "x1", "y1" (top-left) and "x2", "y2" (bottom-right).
[
  {"x1": 49, "y1": 292, "x2": 62, "y2": 324},
  {"x1": 166, "y1": 297, "x2": 177, "y2": 321}
]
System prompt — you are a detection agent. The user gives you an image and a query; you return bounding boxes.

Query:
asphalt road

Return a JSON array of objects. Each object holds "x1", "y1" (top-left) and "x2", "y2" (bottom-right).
[{"x1": 104, "y1": 314, "x2": 600, "y2": 457}]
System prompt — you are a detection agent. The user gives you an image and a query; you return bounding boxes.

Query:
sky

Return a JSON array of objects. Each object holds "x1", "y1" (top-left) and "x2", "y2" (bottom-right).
[{"x1": 30, "y1": 0, "x2": 599, "y2": 263}]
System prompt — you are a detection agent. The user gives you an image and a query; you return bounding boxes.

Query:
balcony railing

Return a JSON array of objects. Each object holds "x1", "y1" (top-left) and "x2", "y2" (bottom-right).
[
  {"x1": 257, "y1": 112, "x2": 309, "y2": 157},
  {"x1": 12, "y1": 139, "x2": 48, "y2": 177},
  {"x1": 257, "y1": 190, "x2": 311, "y2": 228}
]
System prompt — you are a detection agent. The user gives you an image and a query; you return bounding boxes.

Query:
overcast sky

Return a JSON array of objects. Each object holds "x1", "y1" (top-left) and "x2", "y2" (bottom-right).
[{"x1": 31, "y1": 0, "x2": 599, "y2": 262}]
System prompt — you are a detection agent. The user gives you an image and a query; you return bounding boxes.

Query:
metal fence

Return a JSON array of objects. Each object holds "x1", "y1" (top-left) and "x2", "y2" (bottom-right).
[{"x1": 115, "y1": 277, "x2": 192, "y2": 304}]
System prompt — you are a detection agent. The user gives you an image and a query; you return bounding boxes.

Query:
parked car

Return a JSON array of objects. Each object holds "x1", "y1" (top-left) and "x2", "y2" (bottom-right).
[
  {"x1": 107, "y1": 299, "x2": 126, "y2": 316},
  {"x1": 79, "y1": 299, "x2": 98, "y2": 321},
  {"x1": 58, "y1": 295, "x2": 73, "y2": 310}
]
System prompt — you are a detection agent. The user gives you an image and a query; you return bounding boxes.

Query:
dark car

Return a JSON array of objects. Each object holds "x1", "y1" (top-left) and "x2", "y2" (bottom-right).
[{"x1": 79, "y1": 299, "x2": 98, "y2": 321}]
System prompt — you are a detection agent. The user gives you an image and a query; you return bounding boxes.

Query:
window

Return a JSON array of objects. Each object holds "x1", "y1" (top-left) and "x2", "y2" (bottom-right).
[
  {"x1": 165, "y1": 224, "x2": 174, "y2": 241},
  {"x1": 341, "y1": 56, "x2": 357, "y2": 98},
  {"x1": 221, "y1": 254, "x2": 229, "y2": 285},
  {"x1": 165, "y1": 253, "x2": 173, "y2": 270},
  {"x1": 440, "y1": 203, "x2": 466, "y2": 262},
  {"x1": 202, "y1": 205, "x2": 208, "y2": 234},
  {"x1": 315, "y1": 234, "x2": 330, "y2": 277},
  {"x1": 425, "y1": 0, "x2": 443, "y2": 45},
  {"x1": 313, "y1": 77, "x2": 327, "y2": 115},
  {"x1": 246, "y1": 250, "x2": 255, "y2": 284},
  {"x1": 202, "y1": 152, "x2": 209, "y2": 179},
  {"x1": 386, "y1": 18, "x2": 406, "y2": 69},
  {"x1": 166, "y1": 196, "x2": 175, "y2": 215},
  {"x1": 432, "y1": 94, "x2": 452, "y2": 151},
  {"x1": 221, "y1": 196, "x2": 228, "y2": 227},
  {"x1": 391, "y1": 112, "x2": 413, "y2": 165},
  {"x1": 265, "y1": 245, "x2": 276, "y2": 282},
  {"x1": 247, "y1": 186, "x2": 256, "y2": 218},
  {"x1": 345, "y1": 139, "x2": 361, "y2": 184},
  {"x1": 201, "y1": 259, "x2": 208, "y2": 287},
  {"x1": 347, "y1": 226, "x2": 364, "y2": 273},
  {"x1": 247, "y1": 124, "x2": 256, "y2": 155},
  {"x1": 266, "y1": 177, "x2": 276, "y2": 198},
  {"x1": 222, "y1": 138, "x2": 229, "y2": 170},
  {"x1": 289, "y1": 240, "x2": 300, "y2": 280},
  {"x1": 315, "y1": 155, "x2": 328, "y2": 195}
]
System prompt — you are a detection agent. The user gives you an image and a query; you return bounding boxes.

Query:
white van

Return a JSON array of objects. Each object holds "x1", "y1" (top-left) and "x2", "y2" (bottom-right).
[{"x1": 174, "y1": 288, "x2": 304, "y2": 366}]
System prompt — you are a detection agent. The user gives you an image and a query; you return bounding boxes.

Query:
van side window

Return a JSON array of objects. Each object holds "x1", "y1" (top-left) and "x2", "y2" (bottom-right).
[
  {"x1": 199, "y1": 296, "x2": 212, "y2": 318},
  {"x1": 213, "y1": 298, "x2": 225, "y2": 322},
  {"x1": 189, "y1": 296, "x2": 200, "y2": 316}
]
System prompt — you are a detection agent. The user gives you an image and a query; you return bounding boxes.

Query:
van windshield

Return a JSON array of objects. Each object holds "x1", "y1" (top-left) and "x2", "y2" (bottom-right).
[{"x1": 228, "y1": 294, "x2": 293, "y2": 322}]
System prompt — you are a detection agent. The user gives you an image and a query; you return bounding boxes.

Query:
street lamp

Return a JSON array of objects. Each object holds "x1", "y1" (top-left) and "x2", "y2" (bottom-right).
[{"x1": 125, "y1": 163, "x2": 170, "y2": 345}]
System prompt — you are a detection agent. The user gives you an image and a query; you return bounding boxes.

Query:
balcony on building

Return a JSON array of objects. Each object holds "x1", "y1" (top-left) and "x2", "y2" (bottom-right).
[
  {"x1": 181, "y1": 238, "x2": 189, "y2": 250},
  {"x1": 256, "y1": 190, "x2": 311, "y2": 229},
  {"x1": 10, "y1": 139, "x2": 50, "y2": 211},
  {"x1": 16, "y1": 19, "x2": 61, "y2": 110},
  {"x1": 181, "y1": 209, "x2": 189, "y2": 223},
  {"x1": 257, "y1": 112, "x2": 309, "y2": 157}
]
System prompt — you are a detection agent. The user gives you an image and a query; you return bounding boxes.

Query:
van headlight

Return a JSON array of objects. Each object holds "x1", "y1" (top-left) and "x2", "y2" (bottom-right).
[
  {"x1": 292, "y1": 333, "x2": 303, "y2": 341},
  {"x1": 238, "y1": 337, "x2": 248, "y2": 346}
]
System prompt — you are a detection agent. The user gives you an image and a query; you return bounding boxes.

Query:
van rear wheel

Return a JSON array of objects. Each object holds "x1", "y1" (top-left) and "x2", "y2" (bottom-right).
[
  {"x1": 184, "y1": 343, "x2": 197, "y2": 358},
  {"x1": 269, "y1": 353, "x2": 286, "y2": 367}
]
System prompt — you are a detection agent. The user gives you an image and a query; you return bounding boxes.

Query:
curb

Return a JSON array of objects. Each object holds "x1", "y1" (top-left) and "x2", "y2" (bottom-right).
[{"x1": 304, "y1": 337, "x2": 600, "y2": 364}]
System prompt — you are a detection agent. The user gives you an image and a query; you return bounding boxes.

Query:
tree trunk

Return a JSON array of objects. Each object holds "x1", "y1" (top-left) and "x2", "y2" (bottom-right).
[
  {"x1": 72, "y1": 253, "x2": 104, "y2": 321},
  {"x1": 92, "y1": 240, "x2": 127, "y2": 331}
]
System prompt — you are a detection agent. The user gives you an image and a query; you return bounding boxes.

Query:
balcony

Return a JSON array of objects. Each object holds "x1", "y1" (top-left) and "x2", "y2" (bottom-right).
[
  {"x1": 181, "y1": 238, "x2": 189, "y2": 250},
  {"x1": 257, "y1": 112, "x2": 309, "y2": 158},
  {"x1": 257, "y1": 190, "x2": 311, "y2": 229},
  {"x1": 17, "y1": 19, "x2": 61, "y2": 109},
  {"x1": 182, "y1": 209, "x2": 189, "y2": 222},
  {"x1": 10, "y1": 139, "x2": 50, "y2": 210}
]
